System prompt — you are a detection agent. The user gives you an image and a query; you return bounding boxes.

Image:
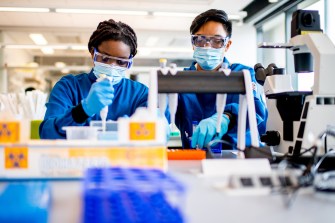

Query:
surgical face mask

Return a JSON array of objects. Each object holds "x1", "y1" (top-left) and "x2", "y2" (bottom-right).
[
  {"x1": 93, "y1": 61, "x2": 127, "y2": 85},
  {"x1": 193, "y1": 47, "x2": 224, "y2": 70}
]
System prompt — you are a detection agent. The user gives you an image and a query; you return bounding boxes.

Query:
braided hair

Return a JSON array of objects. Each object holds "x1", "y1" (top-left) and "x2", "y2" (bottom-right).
[
  {"x1": 88, "y1": 19, "x2": 137, "y2": 57},
  {"x1": 190, "y1": 9, "x2": 232, "y2": 38}
]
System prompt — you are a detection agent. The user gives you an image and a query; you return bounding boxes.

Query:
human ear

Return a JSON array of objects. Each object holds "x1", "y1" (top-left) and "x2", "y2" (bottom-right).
[
  {"x1": 224, "y1": 40, "x2": 232, "y2": 52},
  {"x1": 89, "y1": 48, "x2": 95, "y2": 59}
]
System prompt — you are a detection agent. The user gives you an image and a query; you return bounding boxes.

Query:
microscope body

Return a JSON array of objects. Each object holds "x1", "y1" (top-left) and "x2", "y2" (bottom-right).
[{"x1": 259, "y1": 33, "x2": 335, "y2": 156}]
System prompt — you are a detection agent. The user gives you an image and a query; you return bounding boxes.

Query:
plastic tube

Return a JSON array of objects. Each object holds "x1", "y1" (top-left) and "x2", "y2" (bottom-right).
[
  {"x1": 168, "y1": 93, "x2": 178, "y2": 133},
  {"x1": 100, "y1": 106, "x2": 108, "y2": 132},
  {"x1": 216, "y1": 62, "x2": 229, "y2": 136},
  {"x1": 216, "y1": 94, "x2": 227, "y2": 136},
  {"x1": 96, "y1": 74, "x2": 109, "y2": 132}
]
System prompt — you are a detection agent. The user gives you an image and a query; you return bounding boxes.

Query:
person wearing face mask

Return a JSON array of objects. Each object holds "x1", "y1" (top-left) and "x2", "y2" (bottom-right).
[
  {"x1": 39, "y1": 19, "x2": 148, "y2": 139},
  {"x1": 175, "y1": 9, "x2": 268, "y2": 149}
]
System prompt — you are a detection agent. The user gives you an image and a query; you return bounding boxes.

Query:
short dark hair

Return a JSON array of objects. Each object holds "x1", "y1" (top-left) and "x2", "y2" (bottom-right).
[
  {"x1": 190, "y1": 9, "x2": 232, "y2": 38},
  {"x1": 88, "y1": 19, "x2": 137, "y2": 57}
]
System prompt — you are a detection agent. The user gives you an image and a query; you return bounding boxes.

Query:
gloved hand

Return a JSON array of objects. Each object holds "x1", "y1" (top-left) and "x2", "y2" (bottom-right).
[
  {"x1": 191, "y1": 113, "x2": 230, "y2": 149},
  {"x1": 82, "y1": 79, "x2": 114, "y2": 116}
]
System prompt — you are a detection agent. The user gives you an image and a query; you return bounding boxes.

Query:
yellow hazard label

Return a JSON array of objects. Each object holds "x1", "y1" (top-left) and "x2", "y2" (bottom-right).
[
  {"x1": 5, "y1": 147, "x2": 28, "y2": 169},
  {"x1": 0, "y1": 122, "x2": 20, "y2": 142},
  {"x1": 129, "y1": 122, "x2": 156, "y2": 140},
  {"x1": 301, "y1": 30, "x2": 323, "y2": 35}
]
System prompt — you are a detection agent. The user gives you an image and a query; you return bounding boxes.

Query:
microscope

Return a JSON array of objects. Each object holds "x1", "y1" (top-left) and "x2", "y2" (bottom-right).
[{"x1": 255, "y1": 10, "x2": 335, "y2": 156}]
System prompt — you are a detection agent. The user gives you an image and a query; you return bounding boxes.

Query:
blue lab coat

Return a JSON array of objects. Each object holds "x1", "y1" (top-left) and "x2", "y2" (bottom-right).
[
  {"x1": 40, "y1": 70, "x2": 148, "y2": 139},
  {"x1": 176, "y1": 58, "x2": 268, "y2": 149}
]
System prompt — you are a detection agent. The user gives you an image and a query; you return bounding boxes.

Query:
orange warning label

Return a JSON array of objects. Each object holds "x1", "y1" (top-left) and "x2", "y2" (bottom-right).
[
  {"x1": 0, "y1": 122, "x2": 20, "y2": 143},
  {"x1": 5, "y1": 147, "x2": 28, "y2": 169},
  {"x1": 129, "y1": 122, "x2": 156, "y2": 140}
]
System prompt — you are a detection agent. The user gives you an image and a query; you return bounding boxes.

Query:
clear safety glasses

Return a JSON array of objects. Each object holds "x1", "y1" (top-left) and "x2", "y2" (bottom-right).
[
  {"x1": 191, "y1": 35, "x2": 229, "y2": 49},
  {"x1": 93, "y1": 48, "x2": 132, "y2": 68}
]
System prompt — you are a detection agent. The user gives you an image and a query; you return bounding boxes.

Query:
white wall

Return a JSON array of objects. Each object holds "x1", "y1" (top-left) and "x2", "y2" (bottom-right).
[
  {"x1": 261, "y1": 14, "x2": 286, "y2": 68},
  {"x1": 2, "y1": 32, "x2": 33, "y2": 66},
  {"x1": 3, "y1": 49, "x2": 33, "y2": 67},
  {"x1": 327, "y1": 0, "x2": 335, "y2": 43},
  {"x1": 0, "y1": 32, "x2": 35, "y2": 93},
  {"x1": 225, "y1": 24, "x2": 257, "y2": 68}
]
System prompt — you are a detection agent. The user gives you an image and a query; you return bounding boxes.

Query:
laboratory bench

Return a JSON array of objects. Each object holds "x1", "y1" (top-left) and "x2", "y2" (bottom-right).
[{"x1": 8, "y1": 160, "x2": 333, "y2": 223}]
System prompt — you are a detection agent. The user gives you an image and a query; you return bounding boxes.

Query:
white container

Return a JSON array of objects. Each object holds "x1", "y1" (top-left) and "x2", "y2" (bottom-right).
[
  {"x1": 62, "y1": 126, "x2": 98, "y2": 140},
  {"x1": 90, "y1": 120, "x2": 118, "y2": 131},
  {"x1": 90, "y1": 120, "x2": 118, "y2": 141}
]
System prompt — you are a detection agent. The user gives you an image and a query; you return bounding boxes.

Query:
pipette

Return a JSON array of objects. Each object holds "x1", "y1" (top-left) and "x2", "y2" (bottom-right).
[
  {"x1": 96, "y1": 74, "x2": 111, "y2": 132},
  {"x1": 158, "y1": 59, "x2": 168, "y2": 117},
  {"x1": 215, "y1": 94, "x2": 227, "y2": 137},
  {"x1": 168, "y1": 63, "x2": 178, "y2": 134},
  {"x1": 216, "y1": 63, "x2": 230, "y2": 137}
]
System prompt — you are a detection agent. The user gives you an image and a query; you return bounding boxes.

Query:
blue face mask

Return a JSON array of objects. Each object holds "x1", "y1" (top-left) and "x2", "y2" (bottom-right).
[
  {"x1": 193, "y1": 47, "x2": 224, "y2": 70},
  {"x1": 93, "y1": 62, "x2": 127, "y2": 85}
]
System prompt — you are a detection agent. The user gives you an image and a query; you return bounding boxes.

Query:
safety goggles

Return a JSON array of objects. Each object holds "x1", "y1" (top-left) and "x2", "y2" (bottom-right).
[
  {"x1": 93, "y1": 48, "x2": 133, "y2": 68},
  {"x1": 191, "y1": 35, "x2": 229, "y2": 49}
]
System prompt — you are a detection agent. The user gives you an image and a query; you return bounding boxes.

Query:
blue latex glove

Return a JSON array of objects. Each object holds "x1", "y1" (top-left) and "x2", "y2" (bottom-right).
[
  {"x1": 191, "y1": 113, "x2": 230, "y2": 149},
  {"x1": 82, "y1": 79, "x2": 114, "y2": 116}
]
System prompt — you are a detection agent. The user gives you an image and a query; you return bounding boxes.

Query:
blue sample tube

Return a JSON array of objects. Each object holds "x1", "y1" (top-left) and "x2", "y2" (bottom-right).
[{"x1": 208, "y1": 140, "x2": 222, "y2": 153}]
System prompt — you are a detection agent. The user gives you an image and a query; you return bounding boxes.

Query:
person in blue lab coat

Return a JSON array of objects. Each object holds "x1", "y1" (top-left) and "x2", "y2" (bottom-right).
[
  {"x1": 40, "y1": 19, "x2": 148, "y2": 139},
  {"x1": 176, "y1": 9, "x2": 268, "y2": 149}
]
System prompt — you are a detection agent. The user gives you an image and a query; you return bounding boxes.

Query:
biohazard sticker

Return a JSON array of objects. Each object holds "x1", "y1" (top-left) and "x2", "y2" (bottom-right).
[
  {"x1": 0, "y1": 122, "x2": 20, "y2": 142},
  {"x1": 129, "y1": 122, "x2": 156, "y2": 140},
  {"x1": 5, "y1": 147, "x2": 28, "y2": 169}
]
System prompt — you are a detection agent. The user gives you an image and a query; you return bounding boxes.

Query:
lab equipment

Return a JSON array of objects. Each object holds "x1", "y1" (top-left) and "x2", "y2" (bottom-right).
[
  {"x1": 168, "y1": 90, "x2": 178, "y2": 134},
  {"x1": 157, "y1": 59, "x2": 179, "y2": 137},
  {"x1": 0, "y1": 90, "x2": 48, "y2": 120},
  {"x1": 167, "y1": 149, "x2": 206, "y2": 160},
  {"x1": 256, "y1": 10, "x2": 335, "y2": 156},
  {"x1": 96, "y1": 74, "x2": 112, "y2": 132},
  {"x1": 227, "y1": 170, "x2": 300, "y2": 196},
  {"x1": 156, "y1": 68, "x2": 260, "y2": 151},
  {"x1": 81, "y1": 79, "x2": 114, "y2": 117},
  {"x1": 90, "y1": 120, "x2": 118, "y2": 140},
  {"x1": 62, "y1": 126, "x2": 98, "y2": 140},
  {"x1": 314, "y1": 171, "x2": 335, "y2": 192},
  {"x1": 0, "y1": 182, "x2": 51, "y2": 223},
  {"x1": 215, "y1": 62, "x2": 229, "y2": 139},
  {"x1": 82, "y1": 167, "x2": 186, "y2": 223},
  {"x1": 30, "y1": 119, "x2": 42, "y2": 139},
  {"x1": 100, "y1": 105, "x2": 108, "y2": 132},
  {"x1": 0, "y1": 142, "x2": 167, "y2": 179}
]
